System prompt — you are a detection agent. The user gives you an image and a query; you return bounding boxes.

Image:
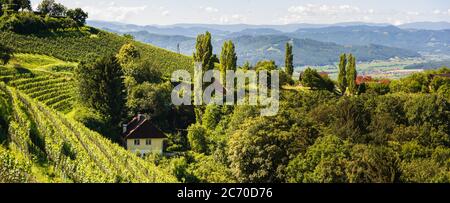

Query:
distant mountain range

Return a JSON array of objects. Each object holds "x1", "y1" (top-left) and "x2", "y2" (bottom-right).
[
  {"x1": 398, "y1": 22, "x2": 450, "y2": 30},
  {"x1": 128, "y1": 31, "x2": 419, "y2": 66},
  {"x1": 88, "y1": 21, "x2": 450, "y2": 66}
]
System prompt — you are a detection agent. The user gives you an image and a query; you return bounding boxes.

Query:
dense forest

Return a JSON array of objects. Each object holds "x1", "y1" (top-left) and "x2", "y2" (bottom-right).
[{"x1": 1, "y1": 1, "x2": 450, "y2": 183}]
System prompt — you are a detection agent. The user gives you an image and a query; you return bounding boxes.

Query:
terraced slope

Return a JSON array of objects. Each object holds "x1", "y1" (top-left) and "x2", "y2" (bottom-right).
[
  {"x1": 0, "y1": 83, "x2": 177, "y2": 183},
  {"x1": 0, "y1": 67, "x2": 75, "y2": 113},
  {"x1": 0, "y1": 30, "x2": 193, "y2": 75}
]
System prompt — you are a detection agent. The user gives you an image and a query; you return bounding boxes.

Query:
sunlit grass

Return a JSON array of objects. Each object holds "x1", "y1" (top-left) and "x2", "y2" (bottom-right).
[{"x1": 9, "y1": 53, "x2": 77, "y2": 74}]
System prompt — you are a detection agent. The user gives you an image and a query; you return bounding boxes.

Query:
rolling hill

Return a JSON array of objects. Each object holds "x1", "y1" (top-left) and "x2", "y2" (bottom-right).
[
  {"x1": 399, "y1": 21, "x2": 450, "y2": 30},
  {"x1": 0, "y1": 26, "x2": 195, "y2": 182},
  {"x1": 0, "y1": 29, "x2": 193, "y2": 75},
  {"x1": 289, "y1": 25, "x2": 450, "y2": 54},
  {"x1": 0, "y1": 67, "x2": 177, "y2": 183},
  {"x1": 129, "y1": 30, "x2": 420, "y2": 66},
  {"x1": 89, "y1": 21, "x2": 450, "y2": 65}
]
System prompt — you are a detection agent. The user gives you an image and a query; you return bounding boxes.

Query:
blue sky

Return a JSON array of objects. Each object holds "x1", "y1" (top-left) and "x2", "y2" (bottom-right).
[{"x1": 30, "y1": 0, "x2": 450, "y2": 25}]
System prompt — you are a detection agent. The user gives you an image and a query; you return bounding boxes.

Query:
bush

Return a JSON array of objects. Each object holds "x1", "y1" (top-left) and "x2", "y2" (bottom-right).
[
  {"x1": 0, "y1": 43, "x2": 13, "y2": 65},
  {"x1": 301, "y1": 68, "x2": 334, "y2": 91},
  {"x1": 365, "y1": 82, "x2": 390, "y2": 95},
  {"x1": 287, "y1": 135, "x2": 350, "y2": 183},
  {"x1": 73, "y1": 107, "x2": 119, "y2": 141},
  {"x1": 0, "y1": 12, "x2": 46, "y2": 34},
  {"x1": 187, "y1": 123, "x2": 209, "y2": 154}
]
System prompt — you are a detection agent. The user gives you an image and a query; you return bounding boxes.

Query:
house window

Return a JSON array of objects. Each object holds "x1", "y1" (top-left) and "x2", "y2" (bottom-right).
[
  {"x1": 134, "y1": 139, "x2": 140, "y2": 145},
  {"x1": 146, "y1": 139, "x2": 152, "y2": 145}
]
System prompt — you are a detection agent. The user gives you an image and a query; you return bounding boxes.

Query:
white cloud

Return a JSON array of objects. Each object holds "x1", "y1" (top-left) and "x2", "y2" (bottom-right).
[
  {"x1": 218, "y1": 14, "x2": 247, "y2": 24},
  {"x1": 161, "y1": 10, "x2": 170, "y2": 16},
  {"x1": 287, "y1": 4, "x2": 363, "y2": 16},
  {"x1": 280, "y1": 4, "x2": 373, "y2": 24},
  {"x1": 82, "y1": 3, "x2": 148, "y2": 22},
  {"x1": 406, "y1": 11, "x2": 420, "y2": 16},
  {"x1": 202, "y1": 6, "x2": 219, "y2": 13},
  {"x1": 433, "y1": 9, "x2": 442, "y2": 14},
  {"x1": 433, "y1": 9, "x2": 450, "y2": 15},
  {"x1": 279, "y1": 3, "x2": 446, "y2": 25}
]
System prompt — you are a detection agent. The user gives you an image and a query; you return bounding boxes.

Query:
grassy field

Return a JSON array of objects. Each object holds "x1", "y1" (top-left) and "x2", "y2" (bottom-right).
[{"x1": 9, "y1": 54, "x2": 78, "y2": 74}]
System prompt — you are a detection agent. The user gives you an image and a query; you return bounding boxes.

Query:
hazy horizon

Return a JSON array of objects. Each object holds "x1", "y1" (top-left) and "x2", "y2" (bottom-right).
[
  {"x1": 88, "y1": 19, "x2": 450, "y2": 27},
  {"x1": 30, "y1": 0, "x2": 450, "y2": 26}
]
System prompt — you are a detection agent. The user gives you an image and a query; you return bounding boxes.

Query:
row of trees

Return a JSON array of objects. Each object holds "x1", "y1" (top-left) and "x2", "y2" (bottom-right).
[
  {"x1": 36, "y1": 0, "x2": 88, "y2": 26},
  {"x1": 0, "y1": 0, "x2": 31, "y2": 15},
  {"x1": 337, "y1": 53, "x2": 358, "y2": 95},
  {"x1": 193, "y1": 31, "x2": 296, "y2": 88},
  {"x1": 0, "y1": 0, "x2": 88, "y2": 34}
]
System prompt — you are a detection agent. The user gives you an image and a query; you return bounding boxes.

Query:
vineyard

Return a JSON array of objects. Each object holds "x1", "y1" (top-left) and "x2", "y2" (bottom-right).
[
  {"x1": 0, "y1": 82, "x2": 177, "y2": 183},
  {"x1": 0, "y1": 30, "x2": 193, "y2": 75},
  {"x1": 0, "y1": 66, "x2": 75, "y2": 113}
]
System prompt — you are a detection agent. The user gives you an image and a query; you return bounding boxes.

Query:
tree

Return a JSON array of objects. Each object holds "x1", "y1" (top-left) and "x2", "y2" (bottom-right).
[
  {"x1": 0, "y1": 43, "x2": 13, "y2": 65},
  {"x1": 117, "y1": 43, "x2": 140, "y2": 66},
  {"x1": 66, "y1": 8, "x2": 88, "y2": 26},
  {"x1": 37, "y1": 0, "x2": 52, "y2": 14},
  {"x1": 285, "y1": 42, "x2": 294, "y2": 77},
  {"x1": 255, "y1": 60, "x2": 277, "y2": 72},
  {"x1": 404, "y1": 94, "x2": 450, "y2": 133},
  {"x1": 346, "y1": 54, "x2": 358, "y2": 95},
  {"x1": 187, "y1": 153, "x2": 234, "y2": 183},
  {"x1": 333, "y1": 97, "x2": 371, "y2": 143},
  {"x1": 301, "y1": 67, "x2": 334, "y2": 91},
  {"x1": 219, "y1": 40, "x2": 237, "y2": 84},
  {"x1": 346, "y1": 145, "x2": 400, "y2": 183},
  {"x1": 123, "y1": 34, "x2": 134, "y2": 40},
  {"x1": 400, "y1": 158, "x2": 450, "y2": 183},
  {"x1": 337, "y1": 54, "x2": 347, "y2": 94},
  {"x1": 187, "y1": 123, "x2": 209, "y2": 154},
  {"x1": 18, "y1": 0, "x2": 31, "y2": 11},
  {"x1": 286, "y1": 135, "x2": 350, "y2": 183},
  {"x1": 193, "y1": 31, "x2": 214, "y2": 72},
  {"x1": 126, "y1": 82, "x2": 172, "y2": 126},
  {"x1": 37, "y1": 0, "x2": 66, "y2": 16},
  {"x1": 2, "y1": 0, "x2": 31, "y2": 12},
  {"x1": 49, "y1": 2, "x2": 66, "y2": 16},
  {"x1": 240, "y1": 61, "x2": 252, "y2": 71},
  {"x1": 202, "y1": 104, "x2": 222, "y2": 130},
  {"x1": 228, "y1": 112, "x2": 318, "y2": 183},
  {"x1": 279, "y1": 70, "x2": 294, "y2": 86},
  {"x1": 75, "y1": 55, "x2": 125, "y2": 129},
  {"x1": 437, "y1": 84, "x2": 450, "y2": 100}
]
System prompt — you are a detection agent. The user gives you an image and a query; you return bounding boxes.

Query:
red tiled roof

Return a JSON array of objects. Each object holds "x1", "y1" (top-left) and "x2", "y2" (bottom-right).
[{"x1": 123, "y1": 116, "x2": 167, "y2": 139}]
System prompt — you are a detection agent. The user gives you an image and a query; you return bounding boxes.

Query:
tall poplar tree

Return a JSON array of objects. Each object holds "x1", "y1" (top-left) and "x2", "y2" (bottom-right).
[
  {"x1": 193, "y1": 31, "x2": 214, "y2": 72},
  {"x1": 337, "y1": 54, "x2": 347, "y2": 94},
  {"x1": 285, "y1": 42, "x2": 294, "y2": 77},
  {"x1": 220, "y1": 40, "x2": 237, "y2": 85},
  {"x1": 346, "y1": 54, "x2": 358, "y2": 95}
]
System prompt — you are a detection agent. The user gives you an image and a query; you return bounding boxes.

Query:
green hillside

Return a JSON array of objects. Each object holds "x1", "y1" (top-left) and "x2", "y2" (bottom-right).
[
  {"x1": 0, "y1": 66, "x2": 75, "y2": 113},
  {"x1": 0, "y1": 29, "x2": 193, "y2": 75},
  {"x1": 0, "y1": 82, "x2": 177, "y2": 183}
]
